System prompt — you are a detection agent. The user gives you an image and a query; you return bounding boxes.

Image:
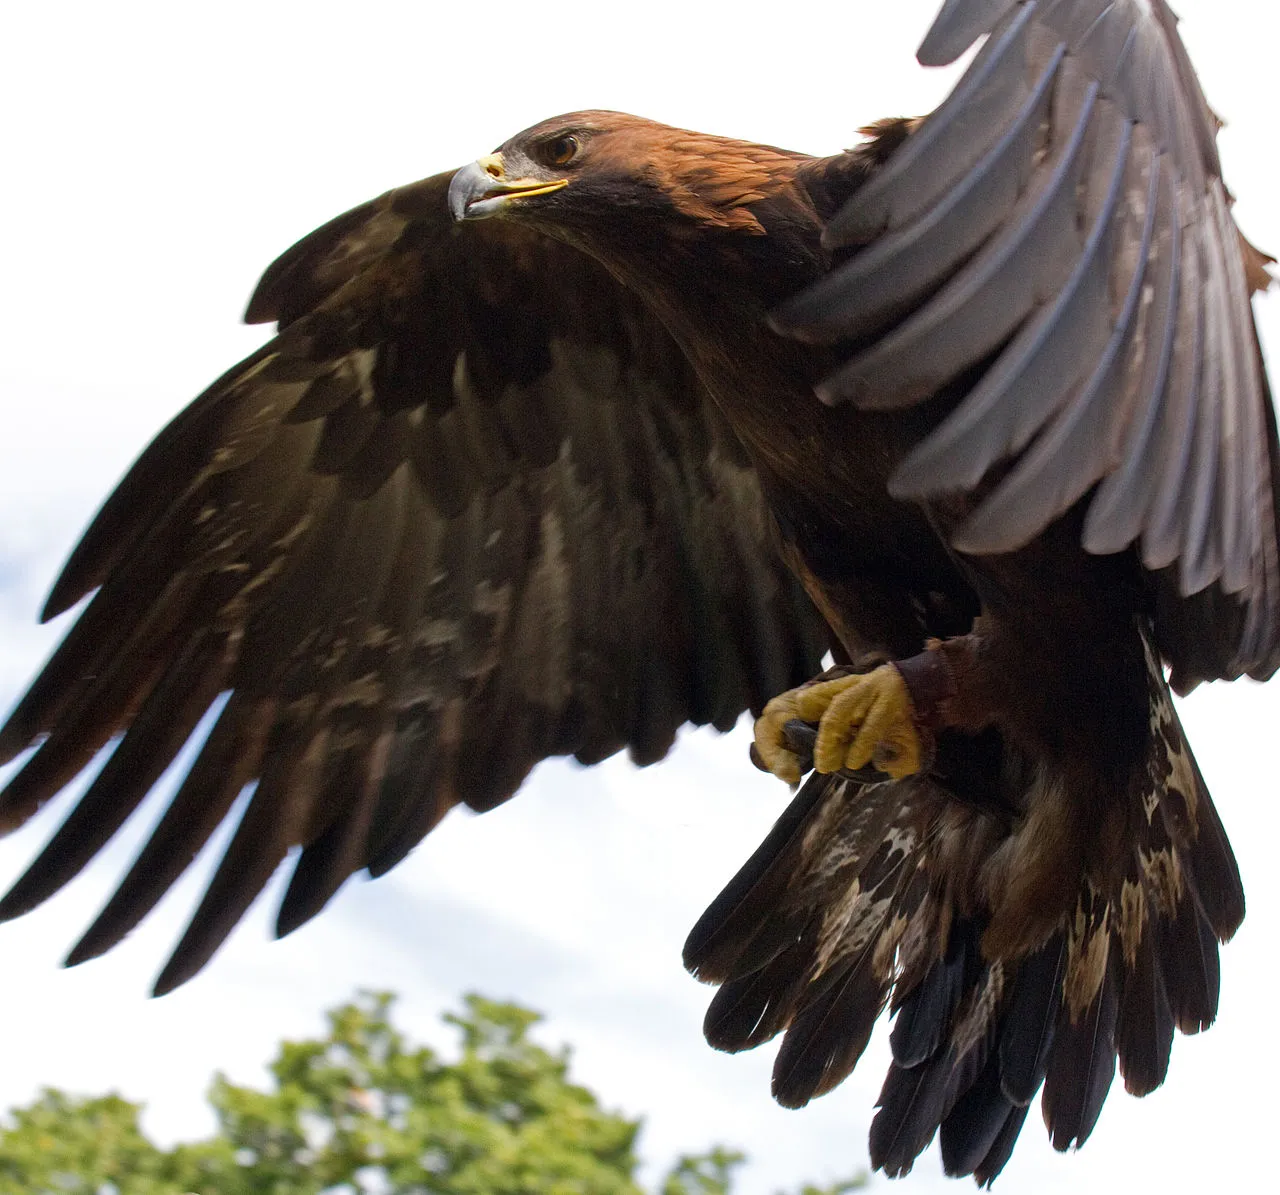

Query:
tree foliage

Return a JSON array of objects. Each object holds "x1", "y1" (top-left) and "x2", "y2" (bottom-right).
[{"x1": 0, "y1": 991, "x2": 864, "y2": 1195}]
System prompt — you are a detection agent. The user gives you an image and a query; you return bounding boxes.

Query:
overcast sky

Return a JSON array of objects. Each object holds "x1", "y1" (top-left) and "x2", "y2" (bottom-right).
[{"x1": 1, "y1": 3, "x2": 1278, "y2": 1193}]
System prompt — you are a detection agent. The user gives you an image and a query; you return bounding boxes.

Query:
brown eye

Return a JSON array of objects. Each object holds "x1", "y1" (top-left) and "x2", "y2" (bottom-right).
[{"x1": 544, "y1": 135, "x2": 579, "y2": 168}]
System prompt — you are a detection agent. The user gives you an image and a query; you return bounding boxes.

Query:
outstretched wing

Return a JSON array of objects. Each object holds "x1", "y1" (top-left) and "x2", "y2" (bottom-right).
[
  {"x1": 774, "y1": 0, "x2": 1279, "y2": 689},
  {"x1": 0, "y1": 173, "x2": 827, "y2": 993}
]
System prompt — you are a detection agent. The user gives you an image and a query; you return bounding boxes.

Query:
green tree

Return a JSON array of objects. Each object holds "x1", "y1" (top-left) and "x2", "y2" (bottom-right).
[{"x1": 0, "y1": 991, "x2": 865, "y2": 1195}]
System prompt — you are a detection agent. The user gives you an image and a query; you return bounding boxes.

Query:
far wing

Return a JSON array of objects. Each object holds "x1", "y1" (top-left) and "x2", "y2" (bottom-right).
[
  {"x1": 0, "y1": 173, "x2": 826, "y2": 993},
  {"x1": 774, "y1": 0, "x2": 1279, "y2": 688}
]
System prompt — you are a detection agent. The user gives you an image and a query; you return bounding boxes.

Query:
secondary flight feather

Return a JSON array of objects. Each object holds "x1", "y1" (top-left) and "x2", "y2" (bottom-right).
[{"x1": 1, "y1": 0, "x2": 1271, "y2": 1183}]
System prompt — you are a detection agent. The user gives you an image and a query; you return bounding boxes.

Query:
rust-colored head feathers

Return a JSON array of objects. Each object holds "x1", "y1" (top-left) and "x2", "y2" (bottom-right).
[{"x1": 642, "y1": 128, "x2": 810, "y2": 233}]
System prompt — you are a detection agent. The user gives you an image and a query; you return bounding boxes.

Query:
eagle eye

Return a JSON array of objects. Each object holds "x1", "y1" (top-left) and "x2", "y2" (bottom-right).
[{"x1": 543, "y1": 134, "x2": 580, "y2": 168}]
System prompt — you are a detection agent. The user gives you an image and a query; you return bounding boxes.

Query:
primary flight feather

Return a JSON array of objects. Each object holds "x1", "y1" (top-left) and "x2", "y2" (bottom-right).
[{"x1": 1, "y1": 0, "x2": 1272, "y2": 1183}]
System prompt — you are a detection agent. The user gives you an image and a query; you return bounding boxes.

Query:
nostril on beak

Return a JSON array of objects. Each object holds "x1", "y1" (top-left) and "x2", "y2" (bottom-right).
[{"x1": 479, "y1": 154, "x2": 505, "y2": 180}]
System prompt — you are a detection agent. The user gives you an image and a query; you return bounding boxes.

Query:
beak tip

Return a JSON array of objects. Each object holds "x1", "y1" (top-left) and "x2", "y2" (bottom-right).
[{"x1": 447, "y1": 161, "x2": 487, "y2": 222}]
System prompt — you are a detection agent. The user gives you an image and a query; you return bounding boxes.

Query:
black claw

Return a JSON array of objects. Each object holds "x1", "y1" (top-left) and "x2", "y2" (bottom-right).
[{"x1": 778, "y1": 718, "x2": 886, "y2": 784}]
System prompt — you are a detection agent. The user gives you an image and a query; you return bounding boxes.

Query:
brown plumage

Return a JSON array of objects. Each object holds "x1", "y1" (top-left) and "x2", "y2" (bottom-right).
[
  {"x1": 0, "y1": 180, "x2": 829, "y2": 993},
  {"x1": 0, "y1": 0, "x2": 1269, "y2": 1183}
]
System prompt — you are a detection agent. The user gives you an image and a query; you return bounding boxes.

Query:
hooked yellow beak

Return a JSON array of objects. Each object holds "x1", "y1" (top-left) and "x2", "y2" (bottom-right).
[{"x1": 448, "y1": 153, "x2": 569, "y2": 220}]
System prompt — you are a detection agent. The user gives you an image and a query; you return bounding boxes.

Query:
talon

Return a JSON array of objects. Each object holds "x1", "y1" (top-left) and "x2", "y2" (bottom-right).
[
  {"x1": 796, "y1": 665, "x2": 923, "y2": 780},
  {"x1": 753, "y1": 692, "x2": 804, "y2": 784},
  {"x1": 755, "y1": 664, "x2": 928, "y2": 784}
]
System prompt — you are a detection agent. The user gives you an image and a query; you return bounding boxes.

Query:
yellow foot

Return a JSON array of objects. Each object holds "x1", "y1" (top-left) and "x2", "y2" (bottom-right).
[{"x1": 753, "y1": 665, "x2": 924, "y2": 783}]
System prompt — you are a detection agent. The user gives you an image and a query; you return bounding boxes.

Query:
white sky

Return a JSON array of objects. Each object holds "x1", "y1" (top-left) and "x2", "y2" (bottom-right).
[{"x1": 1, "y1": 2, "x2": 1278, "y2": 1193}]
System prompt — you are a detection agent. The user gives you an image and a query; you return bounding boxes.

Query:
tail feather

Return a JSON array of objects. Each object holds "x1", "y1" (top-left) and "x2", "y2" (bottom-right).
[
  {"x1": 972, "y1": 1101, "x2": 1030, "y2": 1187},
  {"x1": 682, "y1": 772, "x2": 833, "y2": 983},
  {"x1": 890, "y1": 922, "x2": 970, "y2": 1067},
  {"x1": 872, "y1": 944, "x2": 1004, "y2": 1177},
  {"x1": 939, "y1": 1054, "x2": 1016, "y2": 1178},
  {"x1": 772, "y1": 958, "x2": 885, "y2": 1108},
  {"x1": 1179, "y1": 750, "x2": 1246, "y2": 938},
  {"x1": 1160, "y1": 888, "x2": 1222, "y2": 1034},
  {"x1": 1041, "y1": 953, "x2": 1119, "y2": 1151},
  {"x1": 996, "y1": 933, "x2": 1064, "y2": 1105},
  {"x1": 870, "y1": 1059, "x2": 947, "y2": 1176},
  {"x1": 1115, "y1": 925, "x2": 1175, "y2": 1096},
  {"x1": 704, "y1": 941, "x2": 813, "y2": 1052},
  {"x1": 684, "y1": 650, "x2": 1243, "y2": 1185}
]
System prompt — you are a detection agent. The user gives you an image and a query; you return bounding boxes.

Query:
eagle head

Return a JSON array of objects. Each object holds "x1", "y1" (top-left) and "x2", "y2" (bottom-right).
[
  {"x1": 448, "y1": 111, "x2": 635, "y2": 224},
  {"x1": 449, "y1": 111, "x2": 807, "y2": 236}
]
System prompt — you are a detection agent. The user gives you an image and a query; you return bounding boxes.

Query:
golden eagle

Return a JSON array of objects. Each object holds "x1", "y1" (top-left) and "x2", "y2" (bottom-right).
[{"x1": 0, "y1": 0, "x2": 1272, "y2": 1183}]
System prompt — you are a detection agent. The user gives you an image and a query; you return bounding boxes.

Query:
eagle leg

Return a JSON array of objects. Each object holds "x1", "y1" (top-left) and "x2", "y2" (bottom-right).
[{"x1": 754, "y1": 657, "x2": 946, "y2": 782}]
